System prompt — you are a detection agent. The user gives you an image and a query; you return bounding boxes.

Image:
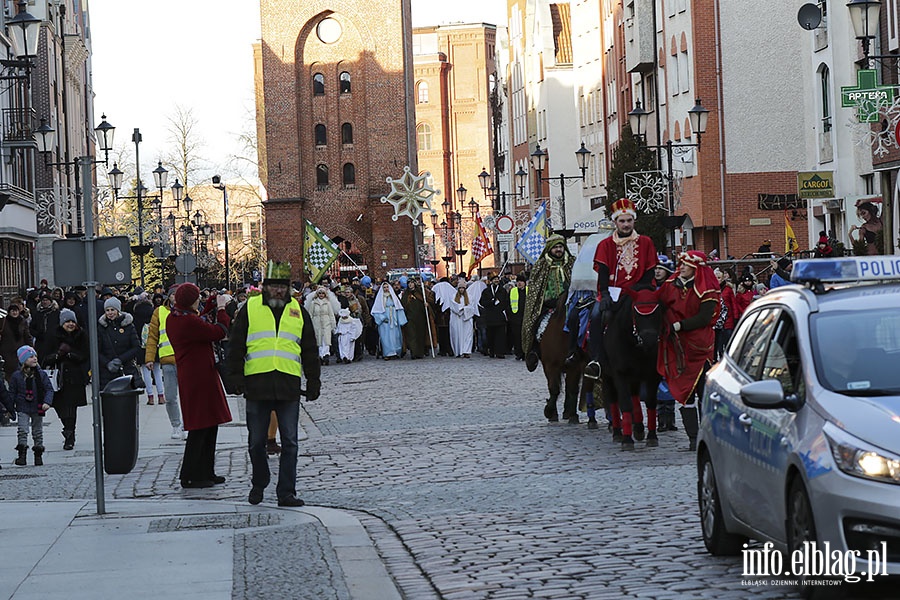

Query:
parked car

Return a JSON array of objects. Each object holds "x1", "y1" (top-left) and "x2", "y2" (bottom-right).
[{"x1": 697, "y1": 256, "x2": 900, "y2": 587}]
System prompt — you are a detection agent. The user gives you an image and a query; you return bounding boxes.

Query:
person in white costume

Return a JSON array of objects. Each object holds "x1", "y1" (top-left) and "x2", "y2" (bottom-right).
[
  {"x1": 449, "y1": 281, "x2": 476, "y2": 358},
  {"x1": 334, "y1": 308, "x2": 363, "y2": 363}
]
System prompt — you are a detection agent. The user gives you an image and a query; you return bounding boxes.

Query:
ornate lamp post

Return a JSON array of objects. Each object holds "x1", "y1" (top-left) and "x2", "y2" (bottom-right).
[
  {"x1": 212, "y1": 175, "x2": 230, "y2": 290},
  {"x1": 628, "y1": 98, "x2": 710, "y2": 249},
  {"x1": 530, "y1": 142, "x2": 590, "y2": 239}
]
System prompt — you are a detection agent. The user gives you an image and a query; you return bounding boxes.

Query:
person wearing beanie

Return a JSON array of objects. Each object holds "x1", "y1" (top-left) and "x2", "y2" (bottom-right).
[
  {"x1": 164, "y1": 282, "x2": 233, "y2": 488},
  {"x1": 8, "y1": 345, "x2": 54, "y2": 466},
  {"x1": 97, "y1": 293, "x2": 141, "y2": 390},
  {"x1": 654, "y1": 254, "x2": 675, "y2": 289},
  {"x1": 145, "y1": 285, "x2": 185, "y2": 439},
  {"x1": 814, "y1": 233, "x2": 835, "y2": 258},
  {"x1": 225, "y1": 260, "x2": 321, "y2": 507},
  {"x1": 46, "y1": 309, "x2": 90, "y2": 450}
]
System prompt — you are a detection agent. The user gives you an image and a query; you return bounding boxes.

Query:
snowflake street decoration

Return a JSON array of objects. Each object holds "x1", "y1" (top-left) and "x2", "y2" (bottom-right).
[
  {"x1": 481, "y1": 213, "x2": 497, "y2": 232},
  {"x1": 625, "y1": 170, "x2": 668, "y2": 213},
  {"x1": 35, "y1": 190, "x2": 77, "y2": 229},
  {"x1": 847, "y1": 94, "x2": 900, "y2": 157},
  {"x1": 380, "y1": 166, "x2": 440, "y2": 225}
]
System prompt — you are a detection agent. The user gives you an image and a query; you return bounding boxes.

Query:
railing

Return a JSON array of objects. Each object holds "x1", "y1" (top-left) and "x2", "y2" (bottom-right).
[{"x1": 1, "y1": 107, "x2": 37, "y2": 147}]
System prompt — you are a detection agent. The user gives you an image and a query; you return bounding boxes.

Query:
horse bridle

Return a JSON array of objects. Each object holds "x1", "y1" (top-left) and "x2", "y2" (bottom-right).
[{"x1": 631, "y1": 300, "x2": 661, "y2": 348}]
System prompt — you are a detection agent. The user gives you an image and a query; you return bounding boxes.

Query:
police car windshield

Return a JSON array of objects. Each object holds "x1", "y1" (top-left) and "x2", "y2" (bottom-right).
[{"x1": 811, "y1": 309, "x2": 900, "y2": 396}]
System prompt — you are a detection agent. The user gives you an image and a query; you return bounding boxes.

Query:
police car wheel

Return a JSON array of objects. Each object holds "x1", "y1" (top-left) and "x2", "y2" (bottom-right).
[{"x1": 698, "y1": 450, "x2": 746, "y2": 555}]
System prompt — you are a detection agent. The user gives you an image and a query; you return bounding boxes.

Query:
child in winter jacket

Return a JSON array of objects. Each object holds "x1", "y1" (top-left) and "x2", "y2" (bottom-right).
[{"x1": 8, "y1": 346, "x2": 54, "y2": 466}]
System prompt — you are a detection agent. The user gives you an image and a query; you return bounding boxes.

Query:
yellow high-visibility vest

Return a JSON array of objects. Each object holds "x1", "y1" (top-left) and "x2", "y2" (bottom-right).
[
  {"x1": 158, "y1": 305, "x2": 174, "y2": 358},
  {"x1": 510, "y1": 287, "x2": 522, "y2": 313},
  {"x1": 244, "y1": 295, "x2": 304, "y2": 377}
]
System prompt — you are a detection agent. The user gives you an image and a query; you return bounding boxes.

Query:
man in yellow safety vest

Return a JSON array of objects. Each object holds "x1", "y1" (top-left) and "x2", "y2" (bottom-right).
[{"x1": 226, "y1": 260, "x2": 321, "y2": 507}]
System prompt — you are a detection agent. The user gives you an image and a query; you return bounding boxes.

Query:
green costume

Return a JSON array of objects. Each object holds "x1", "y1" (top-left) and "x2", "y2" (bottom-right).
[{"x1": 521, "y1": 234, "x2": 575, "y2": 356}]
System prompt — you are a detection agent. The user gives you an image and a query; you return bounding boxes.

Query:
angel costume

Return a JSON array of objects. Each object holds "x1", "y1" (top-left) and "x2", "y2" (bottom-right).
[
  {"x1": 449, "y1": 282, "x2": 476, "y2": 357},
  {"x1": 371, "y1": 282, "x2": 407, "y2": 359},
  {"x1": 335, "y1": 308, "x2": 363, "y2": 362}
]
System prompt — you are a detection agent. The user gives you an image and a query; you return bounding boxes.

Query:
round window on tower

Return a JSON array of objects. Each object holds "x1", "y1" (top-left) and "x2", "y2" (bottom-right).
[{"x1": 316, "y1": 18, "x2": 342, "y2": 44}]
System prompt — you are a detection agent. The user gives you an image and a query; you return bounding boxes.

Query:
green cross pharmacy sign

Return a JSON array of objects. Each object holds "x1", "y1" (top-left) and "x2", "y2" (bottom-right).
[{"x1": 841, "y1": 69, "x2": 895, "y2": 123}]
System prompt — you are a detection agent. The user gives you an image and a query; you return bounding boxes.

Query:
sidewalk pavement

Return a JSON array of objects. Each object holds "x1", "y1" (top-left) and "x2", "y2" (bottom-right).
[{"x1": 0, "y1": 391, "x2": 401, "y2": 600}]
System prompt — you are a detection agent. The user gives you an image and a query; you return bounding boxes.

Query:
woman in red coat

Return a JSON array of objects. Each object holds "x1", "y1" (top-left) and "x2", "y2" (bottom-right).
[{"x1": 165, "y1": 284, "x2": 232, "y2": 488}]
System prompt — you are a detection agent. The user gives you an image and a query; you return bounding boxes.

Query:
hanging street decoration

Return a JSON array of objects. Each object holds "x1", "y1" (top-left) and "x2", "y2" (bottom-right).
[
  {"x1": 847, "y1": 94, "x2": 900, "y2": 157},
  {"x1": 35, "y1": 190, "x2": 77, "y2": 229},
  {"x1": 380, "y1": 166, "x2": 440, "y2": 225},
  {"x1": 625, "y1": 170, "x2": 668, "y2": 213}
]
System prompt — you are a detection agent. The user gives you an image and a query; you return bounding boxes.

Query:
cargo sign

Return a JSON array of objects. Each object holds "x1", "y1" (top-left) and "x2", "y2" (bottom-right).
[{"x1": 797, "y1": 171, "x2": 834, "y2": 199}]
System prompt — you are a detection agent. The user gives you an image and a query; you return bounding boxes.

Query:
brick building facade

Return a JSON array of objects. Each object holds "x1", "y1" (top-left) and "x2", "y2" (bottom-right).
[{"x1": 256, "y1": 0, "x2": 417, "y2": 282}]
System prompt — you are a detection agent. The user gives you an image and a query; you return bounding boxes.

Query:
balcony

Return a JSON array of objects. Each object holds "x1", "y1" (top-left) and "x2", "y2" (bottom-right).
[{"x1": 2, "y1": 107, "x2": 37, "y2": 148}]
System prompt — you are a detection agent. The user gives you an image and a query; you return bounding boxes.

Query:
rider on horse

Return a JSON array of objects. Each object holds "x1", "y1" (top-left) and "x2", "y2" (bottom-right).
[
  {"x1": 523, "y1": 234, "x2": 575, "y2": 372},
  {"x1": 583, "y1": 198, "x2": 658, "y2": 380},
  {"x1": 657, "y1": 250, "x2": 720, "y2": 451}
]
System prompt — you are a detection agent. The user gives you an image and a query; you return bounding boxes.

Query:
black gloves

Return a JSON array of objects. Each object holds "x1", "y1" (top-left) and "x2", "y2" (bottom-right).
[
  {"x1": 597, "y1": 291, "x2": 613, "y2": 312},
  {"x1": 305, "y1": 380, "x2": 321, "y2": 402},
  {"x1": 107, "y1": 358, "x2": 123, "y2": 373}
]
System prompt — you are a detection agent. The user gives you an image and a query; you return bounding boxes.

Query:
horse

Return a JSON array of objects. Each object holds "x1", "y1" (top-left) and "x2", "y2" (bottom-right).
[
  {"x1": 538, "y1": 296, "x2": 589, "y2": 424},
  {"x1": 600, "y1": 286, "x2": 664, "y2": 450}
]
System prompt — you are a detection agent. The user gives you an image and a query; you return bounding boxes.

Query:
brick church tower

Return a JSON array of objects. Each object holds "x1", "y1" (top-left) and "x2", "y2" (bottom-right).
[{"x1": 256, "y1": 0, "x2": 418, "y2": 282}]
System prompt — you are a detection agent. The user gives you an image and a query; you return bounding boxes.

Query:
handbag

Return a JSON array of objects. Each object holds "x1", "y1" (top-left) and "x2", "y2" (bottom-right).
[
  {"x1": 44, "y1": 367, "x2": 62, "y2": 392},
  {"x1": 215, "y1": 342, "x2": 239, "y2": 395}
]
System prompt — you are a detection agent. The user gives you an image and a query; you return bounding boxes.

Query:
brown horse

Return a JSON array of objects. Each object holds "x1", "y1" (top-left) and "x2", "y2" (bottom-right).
[{"x1": 538, "y1": 296, "x2": 589, "y2": 423}]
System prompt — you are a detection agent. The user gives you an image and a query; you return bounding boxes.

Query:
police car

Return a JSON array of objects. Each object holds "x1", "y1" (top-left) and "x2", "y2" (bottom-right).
[{"x1": 697, "y1": 257, "x2": 900, "y2": 577}]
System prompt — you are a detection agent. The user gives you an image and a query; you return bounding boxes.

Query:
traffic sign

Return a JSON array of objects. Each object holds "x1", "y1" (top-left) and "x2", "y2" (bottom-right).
[
  {"x1": 496, "y1": 233, "x2": 515, "y2": 242},
  {"x1": 495, "y1": 215, "x2": 514, "y2": 233}
]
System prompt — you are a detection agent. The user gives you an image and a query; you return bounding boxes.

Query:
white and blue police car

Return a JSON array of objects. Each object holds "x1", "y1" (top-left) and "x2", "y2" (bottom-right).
[{"x1": 697, "y1": 256, "x2": 900, "y2": 584}]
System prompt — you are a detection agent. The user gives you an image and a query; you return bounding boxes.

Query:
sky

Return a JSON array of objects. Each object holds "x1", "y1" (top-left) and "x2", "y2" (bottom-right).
[{"x1": 89, "y1": 0, "x2": 507, "y2": 187}]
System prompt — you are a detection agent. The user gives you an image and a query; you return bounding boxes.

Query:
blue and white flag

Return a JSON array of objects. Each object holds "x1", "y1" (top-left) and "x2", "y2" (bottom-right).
[{"x1": 515, "y1": 202, "x2": 549, "y2": 264}]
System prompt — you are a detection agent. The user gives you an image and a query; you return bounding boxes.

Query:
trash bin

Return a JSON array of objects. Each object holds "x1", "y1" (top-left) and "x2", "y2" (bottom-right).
[{"x1": 101, "y1": 374, "x2": 141, "y2": 475}]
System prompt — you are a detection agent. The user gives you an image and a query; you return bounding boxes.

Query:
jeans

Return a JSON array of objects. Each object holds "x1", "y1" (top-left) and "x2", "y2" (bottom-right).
[
  {"x1": 17, "y1": 412, "x2": 43, "y2": 446},
  {"x1": 142, "y1": 361, "x2": 164, "y2": 396},
  {"x1": 246, "y1": 399, "x2": 300, "y2": 500},
  {"x1": 160, "y1": 363, "x2": 182, "y2": 429}
]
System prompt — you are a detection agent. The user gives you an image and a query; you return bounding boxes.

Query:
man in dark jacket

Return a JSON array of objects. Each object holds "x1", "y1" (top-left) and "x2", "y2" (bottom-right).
[
  {"x1": 226, "y1": 261, "x2": 321, "y2": 507},
  {"x1": 478, "y1": 274, "x2": 510, "y2": 358}
]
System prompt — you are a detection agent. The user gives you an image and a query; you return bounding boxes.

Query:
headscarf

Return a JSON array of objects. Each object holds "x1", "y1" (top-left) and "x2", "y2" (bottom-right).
[
  {"x1": 522, "y1": 234, "x2": 575, "y2": 356},
  {"x1": 677, "y1": 251, "x2": 719, "y2": 298},
  {"x1": 371, "y1": 283, "x2": 402, "y2": 315}
]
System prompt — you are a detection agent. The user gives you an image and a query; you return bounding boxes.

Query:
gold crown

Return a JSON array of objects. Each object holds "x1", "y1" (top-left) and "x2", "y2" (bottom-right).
[{"x1": 264, "y1": 260, "x2": 292, "y2": 280}]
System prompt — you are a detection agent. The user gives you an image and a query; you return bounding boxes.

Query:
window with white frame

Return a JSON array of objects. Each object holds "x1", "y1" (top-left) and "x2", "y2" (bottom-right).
[{"x1": 679, "y1": 48, "x2": 690, "y2": 94}]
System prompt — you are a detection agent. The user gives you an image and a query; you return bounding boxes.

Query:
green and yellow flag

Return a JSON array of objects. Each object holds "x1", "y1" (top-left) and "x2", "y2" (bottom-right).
[{"x1": 304, "y1": 220, "x2": 340, "y2": 283}]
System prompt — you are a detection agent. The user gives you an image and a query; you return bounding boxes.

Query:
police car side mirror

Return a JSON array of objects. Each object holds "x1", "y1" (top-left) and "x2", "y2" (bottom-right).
[{"x1": 741, "y1": 380, "x2": 803, "y2": 413}]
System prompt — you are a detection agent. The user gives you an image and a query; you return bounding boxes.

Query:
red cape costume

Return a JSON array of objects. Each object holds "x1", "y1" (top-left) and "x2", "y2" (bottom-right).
[
  {"x1": 592, "y1": 232, "x2": 658, "y2": 291},
  {"x1": 657, "y1": 272, "x2": 720, "y2": 405}
]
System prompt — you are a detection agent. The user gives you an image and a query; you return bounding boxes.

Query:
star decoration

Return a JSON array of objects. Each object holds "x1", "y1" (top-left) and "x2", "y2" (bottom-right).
[{"x1": 380, "y1": 167, "x2": 440, "y2": 225}]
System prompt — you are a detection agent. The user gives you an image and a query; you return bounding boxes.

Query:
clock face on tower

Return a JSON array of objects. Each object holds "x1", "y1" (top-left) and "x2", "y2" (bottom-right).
[{"x1": 316, "y1": 17, "x2": 342, "y2": 44}]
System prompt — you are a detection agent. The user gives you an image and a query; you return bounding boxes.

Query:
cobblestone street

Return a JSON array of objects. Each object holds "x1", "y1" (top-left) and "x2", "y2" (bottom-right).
[{"x1": 3, "y1": 354, "x2": 891, "y2": 598}]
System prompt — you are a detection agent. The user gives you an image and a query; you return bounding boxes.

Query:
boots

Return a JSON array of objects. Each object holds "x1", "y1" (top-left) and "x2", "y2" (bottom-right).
[
  {"x1": 15, "y1": 444, "x2": 28, "y2": 466},
  {"x1": 63, "y1": 429, "x2": 75, "y2": 451},
  {"x1": 680, "y1": 406, "x2": 699, "y2": 451},
  {"x1": 33, "y1": 445, "x2": 44, "y2": 466}
]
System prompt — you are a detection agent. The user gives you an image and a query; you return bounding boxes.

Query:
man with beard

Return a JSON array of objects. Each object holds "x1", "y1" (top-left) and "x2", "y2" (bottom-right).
[
  {"x1": 522, "y1": 235, "x2": 575, "y2": 371},
  {"x1": 584, "y1": 198, "x2": 657, "y2": 380},
  {"x1": 226, "y1": 261, "x2": 321, "y2": 506}
]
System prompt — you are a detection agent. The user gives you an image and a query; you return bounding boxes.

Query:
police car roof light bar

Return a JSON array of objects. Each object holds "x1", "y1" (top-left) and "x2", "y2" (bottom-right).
[{"x1": 791, "y1": 257, "x2": 900, "y2": 286}]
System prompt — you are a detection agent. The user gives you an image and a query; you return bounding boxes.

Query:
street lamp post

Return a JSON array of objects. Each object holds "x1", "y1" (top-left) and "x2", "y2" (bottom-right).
[
  {"x1": 628, "y1": 98, "x2": 710, "y2": 250},
  {"x1": 530, "y1": 142, "x2": 590, "y2": 238},
  {"x1": 478, "y1": 166, "x2": 528, "y2": 215},
  {"x1": 212, "y1": 175, "x2": 230, "y2": 290}
]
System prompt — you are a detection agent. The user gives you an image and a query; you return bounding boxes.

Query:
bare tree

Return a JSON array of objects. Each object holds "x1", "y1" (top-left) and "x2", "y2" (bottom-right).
[{"x1": 163, "y1": 104, "x2": 207, "y2": 191}]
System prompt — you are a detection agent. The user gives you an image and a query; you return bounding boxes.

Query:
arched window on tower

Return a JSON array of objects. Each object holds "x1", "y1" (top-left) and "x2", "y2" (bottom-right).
[
  {"x1": 315, "y1": 124, "x2": 327, "y2": 146},
  {"x1": 341, "y1": 123, "x2": 353, "y2": 144},
  {"x1": 313, "y1": 73, "x2": 325, "y2": 95},
  {"x1": 340, "y1": 71, "x2": 351, "y2": 93},
  {"x1": 316, "y1": 164, "x2": 329, "y2": 188},
  {"x1": 343, "y1": 163, "x2": 356, "y2": 187},
  {"x1": 416, "y1": 123, "x2": 432, "y2": 151},
  {"x1": 417, "y1": 81, "x2": 429, "y2": 104}
]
